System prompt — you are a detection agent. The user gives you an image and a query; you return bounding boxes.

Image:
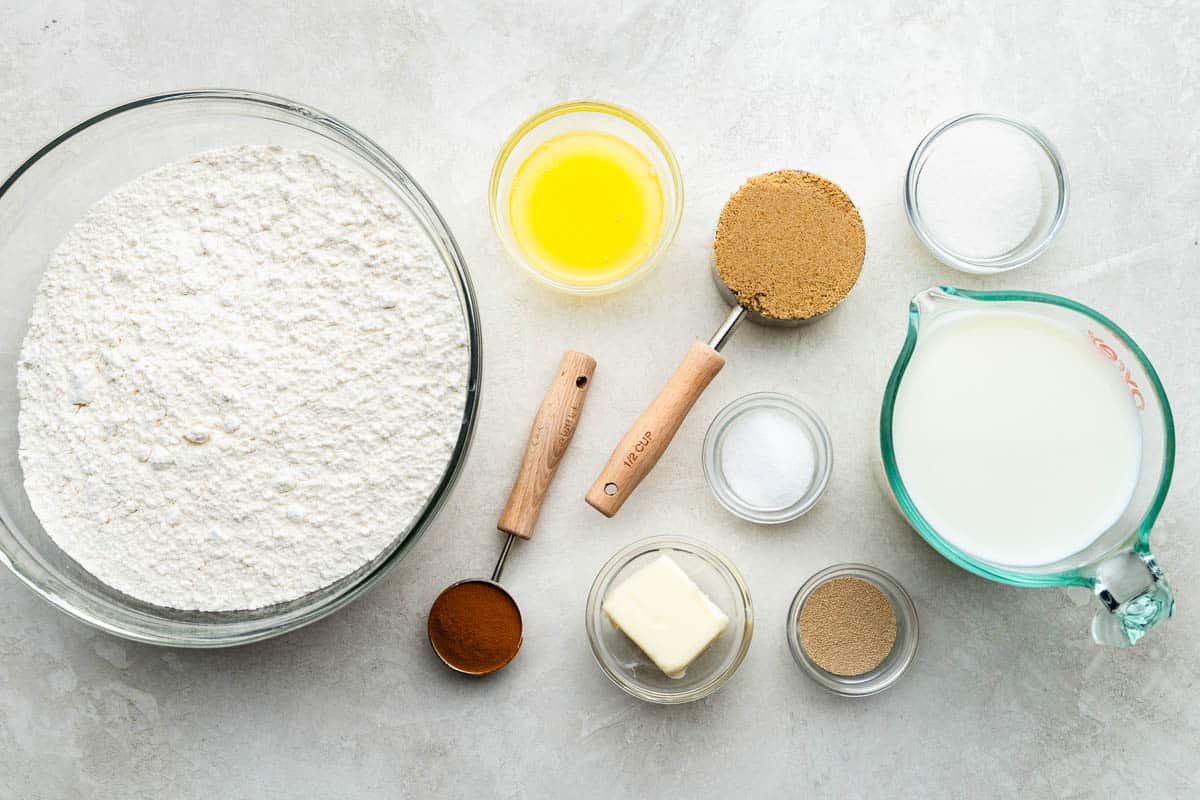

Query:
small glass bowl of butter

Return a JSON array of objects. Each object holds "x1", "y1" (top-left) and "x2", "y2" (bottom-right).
[{"x1": 586, "y1": 536, "x2": 753, "y2": 704}]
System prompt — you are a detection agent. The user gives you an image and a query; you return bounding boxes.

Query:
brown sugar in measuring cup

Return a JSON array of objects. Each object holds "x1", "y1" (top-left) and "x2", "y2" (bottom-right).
[
  {"x1": 428, "y1": 351, "x2": 595, "y2": 676},
  {"x1": 715, "y1": 170, "x2": 865, "y2": 321},
  {"x1": 586, "y1": 170, "x2": 865, "y2": 517}
]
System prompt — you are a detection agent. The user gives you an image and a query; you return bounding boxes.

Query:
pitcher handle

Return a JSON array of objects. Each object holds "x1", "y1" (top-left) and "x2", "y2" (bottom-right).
[{"x1": 1089, "y1": 547, "x2": 1174, "y2": 646}]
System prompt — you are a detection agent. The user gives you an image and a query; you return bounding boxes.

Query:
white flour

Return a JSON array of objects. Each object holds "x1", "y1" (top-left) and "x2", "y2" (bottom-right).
[{"x1": 17, "y1": 145, "x2": 470, "y2": 611}]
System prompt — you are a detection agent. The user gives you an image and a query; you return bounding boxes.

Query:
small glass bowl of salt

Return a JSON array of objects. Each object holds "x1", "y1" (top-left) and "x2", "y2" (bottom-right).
[
  {"x1": 905, "y1": 112, "x2": 1069, "y2": 274},
  {"x1": 702, "y1": 392, "x2": 833, "y2": 524}
]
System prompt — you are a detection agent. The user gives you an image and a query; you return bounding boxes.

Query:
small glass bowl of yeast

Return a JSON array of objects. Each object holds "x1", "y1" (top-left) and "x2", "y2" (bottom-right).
[
  {"x1": 787, "y1": 564, "x2": 919, "y2": 697},
  {"x1": 489, "y1": 100, "x2": 683, "y2": 295},
  {"x1": 586, "y1": 536, "x2": 753, "y2": 704}
]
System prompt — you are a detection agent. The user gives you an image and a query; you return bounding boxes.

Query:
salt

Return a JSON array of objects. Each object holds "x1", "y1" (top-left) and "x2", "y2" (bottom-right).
[
  {"x1": 719, "y1": 406, "x2": 816, "y2": 510},
  {"x1": 916, "y1": 120, "x2": 1045, "y2": 258}
]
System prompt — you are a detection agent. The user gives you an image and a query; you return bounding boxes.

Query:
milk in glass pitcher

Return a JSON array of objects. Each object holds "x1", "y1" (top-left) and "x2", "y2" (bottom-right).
[{"x1": 879, "y1": 287, "x2": 1174, "y2": 646}]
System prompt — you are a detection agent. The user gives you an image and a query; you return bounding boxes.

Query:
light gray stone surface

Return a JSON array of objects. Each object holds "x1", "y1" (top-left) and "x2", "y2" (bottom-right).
[{"x1": 1, "y1": 1, "x2": 1198, "y2": 797}]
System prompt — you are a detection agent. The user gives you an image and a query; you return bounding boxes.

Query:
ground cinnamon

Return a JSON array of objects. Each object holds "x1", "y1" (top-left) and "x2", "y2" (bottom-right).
[
  {"x1": 428, "y1": 581, "x2": 523, "y2": 675},
  {"x1": 714, "y1": 170, "x2": 865, "y2": 321}
]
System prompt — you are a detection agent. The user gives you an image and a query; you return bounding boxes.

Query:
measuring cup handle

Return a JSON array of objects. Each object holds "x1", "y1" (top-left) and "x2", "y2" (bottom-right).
[
  {"x1": 585, "y1": 341, "x2": 726, "y2": 517},
  {"x1": 497, "y1": 351, "x2": 596, "y2": 540},
  {"x1": 1089, "y1": 547, "x2": 1174, "y2": 646}
]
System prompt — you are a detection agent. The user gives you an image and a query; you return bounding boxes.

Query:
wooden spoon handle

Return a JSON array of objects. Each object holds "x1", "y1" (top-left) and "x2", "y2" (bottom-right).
[
  {"x1": 497, "y1": 351, "x2": 596, "y2": 539},
  {"x1": 585, "y1": 341, "x2": 726, "y2": 517}
]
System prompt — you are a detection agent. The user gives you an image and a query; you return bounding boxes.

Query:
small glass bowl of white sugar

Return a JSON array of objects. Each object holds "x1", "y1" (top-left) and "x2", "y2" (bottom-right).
[
  {"x1": 905, "y1": 112, "x2": 1069, "y2": 274},
  {"x1": 702, "y1": 392, "x2": 833, "y2": 524}
]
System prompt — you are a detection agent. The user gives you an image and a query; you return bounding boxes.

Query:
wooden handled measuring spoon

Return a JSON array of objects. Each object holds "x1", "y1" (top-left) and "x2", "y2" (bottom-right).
[
  {"x1": 428, "y1": 350, "x2": 595, "y2": 675},
  {"x1": 586, "y1": 170, "x2": 865, "y2": 517}
]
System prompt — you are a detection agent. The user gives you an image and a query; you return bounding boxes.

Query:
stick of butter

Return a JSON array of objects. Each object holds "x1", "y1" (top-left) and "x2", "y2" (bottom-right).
[{"x1": 601, "y1": 553, "x2": 730, "y2": 678}]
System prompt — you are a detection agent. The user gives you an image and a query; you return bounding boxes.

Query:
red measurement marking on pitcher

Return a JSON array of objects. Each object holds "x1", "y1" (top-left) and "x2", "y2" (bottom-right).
[{"x1": 1087, "y1": 330, "x2": 1146, "y2": 411}]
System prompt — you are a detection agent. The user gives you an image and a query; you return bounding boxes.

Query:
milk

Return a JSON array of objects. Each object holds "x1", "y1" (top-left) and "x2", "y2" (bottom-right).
[{"x1": 891, "y1": 310, "x2": 1141, "y2": 567}]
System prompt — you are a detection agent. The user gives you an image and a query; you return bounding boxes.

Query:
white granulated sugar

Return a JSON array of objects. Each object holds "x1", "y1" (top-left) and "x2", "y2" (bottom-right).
[
  {"x1": 720, "y1": 407, "x2": 815, "y2": 510},
  {"x1": 18, "y1": 145, "x2": 469, "y2": 611},
  {"x1": 916, "y1": 121, "x2": 1045, "y2": 258}
]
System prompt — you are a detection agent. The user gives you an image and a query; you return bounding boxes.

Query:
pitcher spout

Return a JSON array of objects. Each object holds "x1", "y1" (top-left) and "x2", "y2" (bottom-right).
[{"x1": 909, "y1": 286, "x2": 983, "y2": 329}]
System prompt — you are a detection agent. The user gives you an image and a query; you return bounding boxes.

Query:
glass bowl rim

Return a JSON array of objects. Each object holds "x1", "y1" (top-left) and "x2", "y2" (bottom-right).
[
  {"x1": 0, "y1": 88, "x2": 483, "y2": 647},
  {"x1": 903, "y1": 111, "x2": 1070, "y2": 274},
  {"x1": 786, "y1": 562, "x2": 919, "y2": 697},
  {"x1": 701, "y1": 391, "x2": 833, "y2": 524},
  {"x1": 585, "y1": 534, "x2": 754, "y2": 704},
  {"x1": 488, "y1": 99, "x2": 684, "y2": 295}
]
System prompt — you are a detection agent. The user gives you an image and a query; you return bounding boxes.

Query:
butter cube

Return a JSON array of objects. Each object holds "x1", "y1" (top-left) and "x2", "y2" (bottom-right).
[{"x1": 601, "y1": 553, "x2": 730, "y2": 678}]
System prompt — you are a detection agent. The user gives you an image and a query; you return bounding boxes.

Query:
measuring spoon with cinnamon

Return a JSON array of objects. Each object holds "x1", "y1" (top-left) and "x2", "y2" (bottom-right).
[{"x1": 428, "y1": 351, "x2": 595, "y2": 676}]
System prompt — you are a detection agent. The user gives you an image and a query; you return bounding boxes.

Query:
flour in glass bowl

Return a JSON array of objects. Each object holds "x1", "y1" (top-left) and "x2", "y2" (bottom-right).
[{"x1": 17, "y1": 145, "x2": 470, "y2": 611}]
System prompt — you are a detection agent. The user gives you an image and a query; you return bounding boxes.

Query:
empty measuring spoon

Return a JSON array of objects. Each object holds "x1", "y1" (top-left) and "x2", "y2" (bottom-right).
[{"x1": 429, "y1": 351, "x2": 595, "y2": 675}]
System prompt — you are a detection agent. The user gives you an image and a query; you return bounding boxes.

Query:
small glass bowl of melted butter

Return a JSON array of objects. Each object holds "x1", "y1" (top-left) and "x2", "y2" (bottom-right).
[{"x1": 489, "y1": 100, "x2": 683, "y2": 295}]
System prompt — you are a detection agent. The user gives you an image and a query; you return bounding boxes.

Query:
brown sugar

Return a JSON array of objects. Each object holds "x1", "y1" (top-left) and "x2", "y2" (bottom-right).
[
  {"x1": 798, "y1": 576, "x2": 896, "y2": 676},
  {"x1": 714, "y1": 170, "x2": 865, "y2": 321}
]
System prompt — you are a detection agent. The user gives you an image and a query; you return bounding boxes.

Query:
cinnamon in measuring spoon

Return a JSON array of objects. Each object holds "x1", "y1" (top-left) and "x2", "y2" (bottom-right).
[{"x1": 428, "y1": 581, "x2": 523, "y2": 675}]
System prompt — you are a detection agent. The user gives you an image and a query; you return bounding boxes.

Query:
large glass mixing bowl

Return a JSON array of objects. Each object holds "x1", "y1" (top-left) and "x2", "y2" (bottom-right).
[{"x1": 0, "y1": 90, "x2": 481, "y2": 646}]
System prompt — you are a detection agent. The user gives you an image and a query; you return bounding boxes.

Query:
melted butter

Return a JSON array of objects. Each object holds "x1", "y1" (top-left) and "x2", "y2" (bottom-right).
[{"x1": 509, "y1": 130, "x2": 663, "y2": 286}]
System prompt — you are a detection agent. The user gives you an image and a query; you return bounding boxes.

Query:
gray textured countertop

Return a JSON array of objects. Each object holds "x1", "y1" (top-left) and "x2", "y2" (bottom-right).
[{"x1": 2, "y1": 2, "x2": 1198, "y2": 797}]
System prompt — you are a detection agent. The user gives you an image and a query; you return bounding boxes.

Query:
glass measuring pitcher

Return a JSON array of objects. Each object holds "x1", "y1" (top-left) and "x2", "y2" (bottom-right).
[{"x1": 879, "y1": 287, "x2": 1175, "y2": 646}]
